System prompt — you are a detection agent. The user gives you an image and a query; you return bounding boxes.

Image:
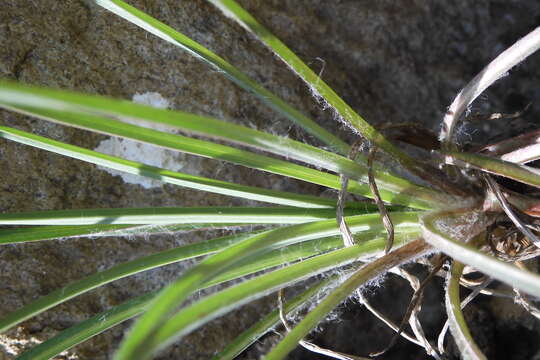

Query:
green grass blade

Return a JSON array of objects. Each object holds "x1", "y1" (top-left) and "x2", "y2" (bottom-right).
[
  {"x1": 16, "y1": 230, "x2": 418, "y2": 360},
  {"x1": 206, "y1": 235, "x2": 342, "y2": 286},
  {"x1": 0, "y1": 107, "x2": 434, "y2": 211},
  {"x1": 0, "y1": 223, "x2": 420, "y2": 336},
  {"x1": 263, "y1": 239, "x2": 430, "y2": 360},
  {"x1": 17, "y1": 233, "x2": 388, "y2": 360},
  {"x1": 207, "y1": 0, "x2": 433, "y2": 183},
  {"x1": 445, "y1": 261, "x2": 486, "y2": 360},
  {"x1": 6, "y1": 103, "x2": 346, "y2": 196},
  {"x1": 422, "y1": 210, "x2": 540, "y2": 299},
  {"x1": 94, "y1": 0, "x2": 349, "y2": 154},
  {"x1": 212, "y1": 277, "x2": 335, "y2": 360},
  {"x1": 141, "y1": 235, "x2": 417, "y2": 358},
  {"x1": 2, "y1": 232, "x2": 334, "y2": 336},
  {"x1": 0, "y1": 207, "x2": 360, "y2": 226},
  {"x1": 0, "y1": 82, "x2": 354, "y2": 179},
  {"x1": 1, "y1": 212, "x2": 418, "y2": 336},
  {"x1": 0, "y1": 126, "x2": 346, "y2": 209},
  {"x1": 0, "y1": 81, "x2": 442, "y2": 209},
  {"x1": 0, "y1": 90, "x2": 429, "y2": 208},
  {"x1": 0, "y1": 223, "x2": 229, "y2": 246},
  {"x1": 0, "y1": 224, "x2": 132, "y2": 245},
  {"x1": 447, "y1": 150, "x2": 540, "y2": 189},
  {"x1": 113, "y1": 211, "x2": 419, "y2": 359},
  {"x1": 0, "y1": 230, "x2": 259, "y2": 334},
  {"x1": 207, "y1": 227, "x2": 420, "y2": 288},
  {"x1": 15, "y1": 292, "x2": 156, "y2": 360}
]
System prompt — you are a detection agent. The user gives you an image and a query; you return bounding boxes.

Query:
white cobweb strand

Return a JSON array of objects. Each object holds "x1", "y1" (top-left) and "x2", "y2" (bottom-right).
[{"x1": 440, "y1": 26, "x2": 540, "y2": 149}]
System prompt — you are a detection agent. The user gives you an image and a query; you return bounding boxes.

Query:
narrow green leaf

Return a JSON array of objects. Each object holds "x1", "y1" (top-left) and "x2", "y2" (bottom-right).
[
  {"x1": 0, "y1": 80, "x2": 442, "y2": 209},
  {"x1": 16, "y1": 292, "x2": 156, "y2": 360},
  {"x1": 1, "y1": 109, "x2": 430, "y2": 211},
  {"x1": 0, "y1": 82, "x2": 356, "y2": 181},
  {"x1": 0, "y1": 224, "x2": 419, "y2": 336},
  {"x1": 7, "y1": 103, "x2": 349, "y2": 197},
  {"x1": 207, "y1": 0, "x2": 441, "y2": 188},
  {"x1": 447, "y1": 150, "x2": 540, "y2": 189},
  {"x1": 4, "y1": 213, "x2": 418, "y2": 345},
  {"x1": 0, "y1": 230, "x2": 258, "y2": 334},
  {"x1": 114, "y1": 212, "x2": 420, "y2": 359},
  {"x1": 445, "y1": 261, "x2": 486, "y2": 360},
  {"x1": 94, "y1": 0, "x2": 468, "y2": 199},
  {"x1": 0, "y1": 126, "x2": 348, "y2": 209},
  {"x1": 18, "y1": 233, "x2": 404, "y2": 360},
  {"x1": 1, "y1": 227, "x2": 419, "y2": 338},
  {"x1": 0, "y1": 87, "x2": 429, "y2": 208},
  {"x1": 0, "y1": 207, "x2": 358, "y2": 226},
  {"x1": 94, "y1": 0, "x2": 349, "y2": 154},
  {"x1": 207, "y1": 227, "x2": 419, "y2": 288},
  {"x1": 142, "y1": 236, "x2": 418, "y2": 357},
  {"x1": 0, "y1": 224, "x2": 133, "y2": 245},
  {"x1": 0, "y1": 223, "x2": 230, "y2": 245},
  {"x1": 262, "y1": 239, "x2": 430, "y2": 360}
]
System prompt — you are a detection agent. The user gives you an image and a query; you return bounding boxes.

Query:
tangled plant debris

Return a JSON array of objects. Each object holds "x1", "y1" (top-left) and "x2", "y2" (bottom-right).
[{"x1": 0, "y1": 1, "x2": 540, "y2": 359}]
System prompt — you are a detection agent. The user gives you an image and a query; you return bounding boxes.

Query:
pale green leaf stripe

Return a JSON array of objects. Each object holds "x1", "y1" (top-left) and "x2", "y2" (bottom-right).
[
  {"x1": 0, "y1": 223, "x2": 233, "y2": 245},
  {"x1": 0, "y1": 81, "x2": 441, "y2": 209},
  {"x1": 0, "y1": 126, "x2": 349, "y2": 209},
  {"x1": 208, "y1": 0, "x2": 421, "y2": 177},
  {"x1": 0, "y1": 207, "x2": 362, "y2": 226},
  {"x1": 445, "y1": 261, "x2": 486, "y2": 360},
  {"x1": 422, "y1": 211, "x2": 540, "y2": 299},
  {"x1": 263, "y1": 239, "x2": 430, "y2": 360},
  {"x1": 212, "y1": 277, "x2": 334, "y2": 360},
  {"x1": 114, "y1": 212, "x2": 420, "y2": 359},
  {"x1": 0, "y1": 224, "x2": 132, "y2": 245},
  {"x1": 150, "y1": 237, "x2": 426, "y2": 357},
  {"x1": 18, "y1": 234, "x2": 395, "y2": 360},
  {"x1": 448, "y1": 151, "x2": 540, "y2": 189},
  {"x1": 94, "y1": 0, "x2": 349, "y2": 154}
]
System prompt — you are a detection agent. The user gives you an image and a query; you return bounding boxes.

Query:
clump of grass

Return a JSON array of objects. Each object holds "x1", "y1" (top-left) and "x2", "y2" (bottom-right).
[{"x1": 0, "y1": 1, "x2": 540, "y2": 359}]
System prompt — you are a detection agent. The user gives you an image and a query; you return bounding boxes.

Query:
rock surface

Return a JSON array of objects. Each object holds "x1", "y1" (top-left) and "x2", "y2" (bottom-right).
[{"x1": 0, "y1": 0, "x2": 539, "y2": 359}]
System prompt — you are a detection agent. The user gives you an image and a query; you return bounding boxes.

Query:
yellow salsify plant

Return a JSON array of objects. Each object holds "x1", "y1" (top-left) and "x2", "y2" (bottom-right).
[{"x1": 0, "y1": 1, "x2": 539, "y2": 359}]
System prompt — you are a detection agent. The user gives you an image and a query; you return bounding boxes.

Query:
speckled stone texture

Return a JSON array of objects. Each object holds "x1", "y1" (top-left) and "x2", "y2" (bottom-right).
[{"x1": 0, "y1": 1, "x2": 539, "y2": 359}]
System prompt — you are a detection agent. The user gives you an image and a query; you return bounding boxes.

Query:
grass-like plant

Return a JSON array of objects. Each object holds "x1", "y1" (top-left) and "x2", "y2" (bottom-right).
[{"x1": 1, "y1": 1, "x2": 540, "y2": 359}]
